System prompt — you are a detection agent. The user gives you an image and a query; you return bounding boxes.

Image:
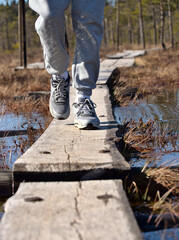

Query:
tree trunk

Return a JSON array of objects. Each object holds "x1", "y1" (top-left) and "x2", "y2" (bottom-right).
[
  {"x1": 167, "y1": 0, "x2": 174, "y2": 48},
  {"x1": 126, "y1": 0, "x2": 133, "y2": 45},
  {"x1": 137, "y1": 17, "x2": 140, "y2": 45},
  {"x1": 138, "y1": 0, "x2": 145, "y2": 49},
  {"x1": 5, "y1": 17, "x2": 10, "y2": 50},
  {"x1": 106, "y1": 18, "x2": 110, "y2": 46},
  {"x1": 116, "y1": 0, "x2": 120, "y2": 50},
  {"x1": 109, "y1": 20, "x2": 115, "y2": 47},
  {"x1": 152, "y1": 3, "x2": 157, "y2": 46},
  {"x1": 104, "y1": 18, "x2": 109, "y2": 46},
  {"x1": 128, "y1": 15, "x2": 133, "y2": 44},
  {"x1": 103, "y1": 19, "x2": 107, "y2": 46},
  {"x1": 160, "y1": 1, "x2": 166, "y2": 49},
  {"x1": 18, "y1": 0, "x2": 27, "y2": 67}
]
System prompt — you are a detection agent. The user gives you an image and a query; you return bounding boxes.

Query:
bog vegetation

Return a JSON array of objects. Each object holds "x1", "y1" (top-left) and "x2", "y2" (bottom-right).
[
  {"x1": 0, "y1": 0, "x2": 178, "y2": 228},
  {"x1": 109, "y1": 49, "x2": 179, "y2": 227}
]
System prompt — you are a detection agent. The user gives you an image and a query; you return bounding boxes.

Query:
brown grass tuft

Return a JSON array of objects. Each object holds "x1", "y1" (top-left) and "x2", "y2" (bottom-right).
[{"x1": 113, "y1": 49, "x2": 179, "y2": 106}]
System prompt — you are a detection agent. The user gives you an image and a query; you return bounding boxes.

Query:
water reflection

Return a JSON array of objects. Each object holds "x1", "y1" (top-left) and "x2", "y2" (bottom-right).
[
  {"x1": 114, "y1": 89, "x2": 179, "y2": 167},
  {"x1": 143, "y1": 228, "x2": 179, "y2": 240},
  {"x1": 0, "y1": 112, "x2": 45, "y2": 131},
  {"x1": 0, "y1": 111, "x2": 48, "y2": 169},
  {"x1": 115, "y1": 89, "x2": 179, "y2": 132}
]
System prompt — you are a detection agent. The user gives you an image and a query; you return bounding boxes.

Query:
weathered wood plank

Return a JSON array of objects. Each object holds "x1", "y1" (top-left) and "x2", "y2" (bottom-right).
[
  {"x1": 123, "y1": 50, "x2": 146, "y2": 58},
  {"x1": 0, "y1": 129, "x2": 36, "y2": 137},
  {"x1": 106, "y1": 52, "x2": 130, "y2": 59},
  {"x1": 13, "y1": 84, "x2": 130, "y2": 181},
  {"x1": 0, "y1": 170, "x2": 12, "y2": 199},
  {"x1": 0, "y1": 180, "x2": 142, "y2": 240},
  {"x1": 98, "y1": 59, "x2": 134, "y2": 84},
  {"x1": 15, "y1": 62, "x2": 44, "y2": 70},
  {"x1": 106, "y1": 50, "x2": 146, "y2": 59}
]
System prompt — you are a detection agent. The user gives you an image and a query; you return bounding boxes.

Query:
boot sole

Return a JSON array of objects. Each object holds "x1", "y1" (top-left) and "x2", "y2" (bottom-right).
[{"x1": 74, "y1": 120, "x2": 100, "y2": 130}]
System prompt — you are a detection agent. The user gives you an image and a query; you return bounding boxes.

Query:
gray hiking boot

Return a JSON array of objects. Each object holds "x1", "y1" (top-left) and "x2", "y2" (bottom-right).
[
  {"x1": 49, "y1": 74, "x2": 70, "y2": 119},
  {"x1": 73, "y1": 98, "x2": 100, "y2": 129}
]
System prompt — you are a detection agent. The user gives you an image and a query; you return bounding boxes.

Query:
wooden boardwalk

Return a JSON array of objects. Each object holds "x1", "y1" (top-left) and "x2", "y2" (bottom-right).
[
  {"x1": 0, "y1": 181, "x2": 141, "y2": 240},
  {"x1": 0, "y1": 55, "x2": 142, "y2": 240},
  {"x1": 13, "y1": 84, "x2": 130, "y2": 184}
]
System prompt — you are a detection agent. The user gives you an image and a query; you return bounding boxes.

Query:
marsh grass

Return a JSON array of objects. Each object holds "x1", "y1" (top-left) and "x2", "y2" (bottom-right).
[
  {"x1": 120, "y1": 115, "x2": 178, "y2": 227},
  {"x1": 124, "y1": 163, "x2": 179, "y2": 228},
  {"x1": 0, "y1": 110, "x2": 51, "y2": 170},
  {"x1": 109, "y1": 48, "x2": 179, "y2": 228},
  {"x1": 0, "y1": 50, "x2": 53, "y2": 169},
  {"x1": 112, "y1": 49, "x2": 179, "y2": 106},
  {"x1": 123, "y1": 118, "x2": 178, "y2": 159}
]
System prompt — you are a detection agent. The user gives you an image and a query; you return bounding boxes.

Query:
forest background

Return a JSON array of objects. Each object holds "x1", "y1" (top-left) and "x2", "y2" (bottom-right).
[{"x1": 0, "y1": 0, "x2": 179, "y2": 56}]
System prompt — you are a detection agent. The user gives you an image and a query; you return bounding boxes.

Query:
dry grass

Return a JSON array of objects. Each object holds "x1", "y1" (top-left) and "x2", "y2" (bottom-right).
[
  {"x1": 0, "y1": 50, "x2": 53, "y2": 169},
  {"x1": 146, "y1": 166, "x2": 179, "y2": 227},
  {"x1": 119, "y1": 113, "x2": 179, "y2": 227},
  {"x1": 0, "y1": 68, "x2": 50, "y2": 101},
  {"x1": 124, "y1": 164, "x2": 179, "y2": 227},
  {"x1": 110, "y1": 48, "x2": 179, "y2": 228},
  {"x1": 123, "y1": 118, "x2": 178, "y2": 158},
  {"x1": 0, "y1": 49, "x2": 53, "y2": 120},
  {"x1": 145, "y1": 167, "x2": 179, "y2": 197},
  {"x1": 121, "y1": 118, "x2": 179, "y2": 227},
  {"x1": 113, "y1": 49, "x2": 179, "y2": 106}
]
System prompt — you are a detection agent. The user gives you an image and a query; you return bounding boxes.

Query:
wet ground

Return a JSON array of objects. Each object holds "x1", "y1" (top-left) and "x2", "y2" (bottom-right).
[
  {"x1": 0, "y1": 106, "x2": 49, "y2": 220},
  {"x1": 114, "y1": 88, "x2": 179, "y2": 167},
  {"x1": 0, "y1": 107, "x2": 48, "y2": 169},
  {"x1": 0, "y1": 89, "x2": 178, "y2": 236}
]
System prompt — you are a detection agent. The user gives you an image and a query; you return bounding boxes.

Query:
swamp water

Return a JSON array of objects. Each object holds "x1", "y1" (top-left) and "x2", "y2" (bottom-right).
[
  {"x1": 114, "y1": 89, "x2": 179, "y2": 167},
  {"x1": 0, "y1": 106, "x2": 50, "y2": 220},
  {"x1": 0, "y1": 90, "x2": 178, "y2": 236},
  {"x1": 115, "y1": 89, "x2": 179, "y2": 238},
  {"x1": 0, "y1": 109, "x2": 49, "y2": 169},
  {"x1": 143, "y1": 228, "x2": 179, "y2": 240}
]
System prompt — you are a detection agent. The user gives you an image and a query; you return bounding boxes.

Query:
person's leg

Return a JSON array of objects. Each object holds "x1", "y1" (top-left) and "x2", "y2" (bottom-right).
[
  {"x1": 71, "y1": 0, "x2": 105, "y2": 129},
  {"x1": 71, "y1": 0, "x2": 105, "y2": 97},
  {"x1": 29, "y1": 0, "x2": 71, "y2": 119},
  {"x1": 29, "y1": 0, "x2": 70, "y2": 75}
]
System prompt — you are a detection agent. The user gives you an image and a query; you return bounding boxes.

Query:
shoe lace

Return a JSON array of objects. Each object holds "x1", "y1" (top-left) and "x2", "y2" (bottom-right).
[
  {"x1": 76, "y1": 99, "x2": 97, "y2": 117},
  {"x1": 52, "y1": 77, "x2": 69, "y2": 103}
]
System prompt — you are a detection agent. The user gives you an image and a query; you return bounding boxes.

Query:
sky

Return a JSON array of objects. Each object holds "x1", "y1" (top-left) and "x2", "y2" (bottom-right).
[
  {"x1": 0, "y1": 0, "x2": 27, "y2": 4},
  {"x1": 0, "y1": 0, "x2": 17, "y2": 4}
]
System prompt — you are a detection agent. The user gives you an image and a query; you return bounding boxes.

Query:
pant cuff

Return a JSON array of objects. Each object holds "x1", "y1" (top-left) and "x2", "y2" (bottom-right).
[{"x1": 76, "y1": 89, "x2": 92, "y2": 96}]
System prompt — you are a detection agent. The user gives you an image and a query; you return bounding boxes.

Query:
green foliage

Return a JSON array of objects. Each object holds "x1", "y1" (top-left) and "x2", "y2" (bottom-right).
[{"x1": 0, "y1": 1, "x2": 40, "y2": 51}]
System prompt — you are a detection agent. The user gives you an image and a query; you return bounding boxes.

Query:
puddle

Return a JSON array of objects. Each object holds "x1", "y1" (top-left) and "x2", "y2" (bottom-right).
[
  {"x1": 114, "y1": 89, "x2": 179, "y2": 167},
  {"x1": 0, "y1": 110, "x2": 49, "y2": 169},
  {"x1": 143, "y1": 228, "x2": 179, "y2": 240}
]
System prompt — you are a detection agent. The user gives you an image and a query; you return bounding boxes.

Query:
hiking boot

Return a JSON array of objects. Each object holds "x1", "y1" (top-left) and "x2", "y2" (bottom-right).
[
  {"x1": 49, "y1": 74, "x2": 70, "y2": 119},
  {"x1": 73, "y1": 98, "x2": 100, "y2": 129}
]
